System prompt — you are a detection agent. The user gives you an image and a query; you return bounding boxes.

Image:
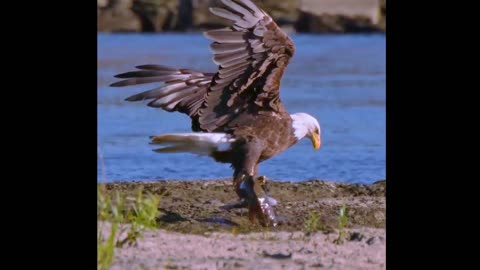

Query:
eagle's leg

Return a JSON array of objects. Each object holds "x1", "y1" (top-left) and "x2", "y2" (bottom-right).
[
  {"x1": 220, "y1": 165, "x2": 258, "y2": 210},
  {"x1": 234, "y1": 170, "x2": 248, "y2": 199},
  {"x1": 217, "y1": 169, "x2": 250, "y2": 210},
  {"x1": 233, "y1": 164, "x2": 258, "y2": 198},
  {"x1": 223, "y1": 140, "x2": 278, "y2": 226}
]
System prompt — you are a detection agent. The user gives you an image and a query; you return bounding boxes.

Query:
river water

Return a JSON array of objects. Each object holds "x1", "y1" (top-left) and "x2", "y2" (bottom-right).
[{"x1": 98, "y1": 33, "x2": 385, "y2": 184}]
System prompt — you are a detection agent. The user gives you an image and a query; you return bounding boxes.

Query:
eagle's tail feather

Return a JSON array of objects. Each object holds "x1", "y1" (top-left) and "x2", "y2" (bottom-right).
[{"x1": 150, "y1": 133, "x2": 235, "y2": 156}]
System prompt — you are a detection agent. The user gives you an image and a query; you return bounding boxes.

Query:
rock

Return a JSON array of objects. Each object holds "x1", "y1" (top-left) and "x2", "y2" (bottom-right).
[
  {"x1": 295, "y1": 0, "x2": 384, "y2": 33},
  {"x1": 262, "y1": 251, "x2": 292, "y2": 259},
  {"x1": 132, "y1": 0, "x2": 179, "y2": 32},
  {"x1": 300, "y1": 0, "x2": 381, "y2": 22},
  {"x1": 192, "y1": 0, "x2": 300, "y2": 31},
  {"x1": 366, "y1": 236, "x2": 376, "y2": 245},
  {"x1": 255, "y1": 0, "x2": 300, "y2": 26},
  {"x1": 98, "y1": 0, "x2": 108, "y2": 8},
  {"x1": 378, "y1": 0, "x2": 386, "y2": 31},
  {"x1": 176, "y1": 0, "x2": 194, "y2": 30},
  {"x1": 295, "y1": 12, "x2": 382, "y2": 33},
  {"x1": 192, "y1": 0, "x2": 232, "y2": 30},
  {"x1": 349, "y1": 231, "x2": 364, "y2": 241},
  {"x1": 97, "y1": 0, "x2": 141, "y2": 32}
]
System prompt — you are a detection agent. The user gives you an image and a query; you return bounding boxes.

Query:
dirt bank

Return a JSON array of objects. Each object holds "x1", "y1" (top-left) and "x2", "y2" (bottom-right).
[{"x1": 103, "y1": 179, "x2": 385, "y2": 233}]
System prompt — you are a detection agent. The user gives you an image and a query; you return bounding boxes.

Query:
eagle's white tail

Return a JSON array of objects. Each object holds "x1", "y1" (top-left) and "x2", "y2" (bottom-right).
[{"x1": 150, "y1": 133, "x2": 235, "y2": 155}]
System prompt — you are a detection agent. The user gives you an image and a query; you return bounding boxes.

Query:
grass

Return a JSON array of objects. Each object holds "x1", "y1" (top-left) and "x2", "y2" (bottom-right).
[
  {"x1": 303, "y1": 211, "x2": 324, "y2": 236},
  {"x1": 97, "y1": 184, "x2": 162, "y2": 270},
  {"x1": 97, "y1": 221, "x2": 118, "y2": 270},
  {"x1": 334, "y1": 204, "x2": 349, "y2": 244},
  {"x1": 261, "y1": 228, "x2": 279, "y2": 241}
]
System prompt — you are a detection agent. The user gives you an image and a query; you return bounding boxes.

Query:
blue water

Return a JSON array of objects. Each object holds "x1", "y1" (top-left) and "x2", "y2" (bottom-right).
[{"x1": 98, "y1": 33, "x2": 385, "y2": 184}]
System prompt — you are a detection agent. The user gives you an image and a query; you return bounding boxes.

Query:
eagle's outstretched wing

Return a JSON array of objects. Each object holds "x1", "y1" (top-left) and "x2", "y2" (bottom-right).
[
  {"x1": 198, "y1": 0, "x2": 295, "y2": 132},
  {"x1": 110, "y1": 65, "x2": 214, "y2": 131},
  {"x1": 109, "y1": 0, "x2": 295, "y2": 133}
]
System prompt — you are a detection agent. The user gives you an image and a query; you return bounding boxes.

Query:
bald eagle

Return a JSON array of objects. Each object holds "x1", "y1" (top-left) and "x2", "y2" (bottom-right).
[{"x1": 110, "y1": 0, "x2": 321, "y2": 226}]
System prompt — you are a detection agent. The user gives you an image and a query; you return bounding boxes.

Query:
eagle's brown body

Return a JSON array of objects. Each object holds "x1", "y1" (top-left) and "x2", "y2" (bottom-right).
[
  {"x1": 210, "y1": 111, "x2": 298, "y2": 189},
  {"x1": 110, "y1": 0, "x2": 319, "y2": 226}
]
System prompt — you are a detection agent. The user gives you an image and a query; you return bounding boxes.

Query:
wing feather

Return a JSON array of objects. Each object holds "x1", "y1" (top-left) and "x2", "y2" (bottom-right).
[
  {"x1": 109, "y1": 0, "x2": 295, "y2": 133},
  {"x1": 198, "y1": 0, "x2": 295, "y2": 132},
  {"x1": 110, "y1": 65, "x2": 214, "y2": 131}
]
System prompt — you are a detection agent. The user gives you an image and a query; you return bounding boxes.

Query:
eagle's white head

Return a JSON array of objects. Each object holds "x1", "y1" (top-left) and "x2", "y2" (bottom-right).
[{"x1": 290, "y1": 113, "x2": 321, "y2": 150}]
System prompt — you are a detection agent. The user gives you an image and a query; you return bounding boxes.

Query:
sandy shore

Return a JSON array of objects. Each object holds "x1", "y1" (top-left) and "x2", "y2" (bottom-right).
[
  {"x1": 101, "y1": 179, "x2": 386, "y2": 269},
  {"x1": 106, "y1": 226, "x2": 385, "y2": 270}
]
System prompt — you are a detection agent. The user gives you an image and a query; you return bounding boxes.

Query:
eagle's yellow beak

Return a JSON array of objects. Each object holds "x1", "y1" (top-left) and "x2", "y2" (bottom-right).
[{"x1": 311, "y1": 132, "x2": 321, "y2": 150}]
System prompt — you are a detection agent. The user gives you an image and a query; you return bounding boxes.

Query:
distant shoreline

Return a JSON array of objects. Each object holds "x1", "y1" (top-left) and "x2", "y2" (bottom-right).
[{"x1": 98, "y1": 0, "x2": 386, "y2": 34}]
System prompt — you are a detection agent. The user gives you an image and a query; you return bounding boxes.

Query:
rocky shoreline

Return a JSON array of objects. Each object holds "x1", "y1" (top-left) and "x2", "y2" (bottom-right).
[{"x1": 98, "y1": 0, "x2": 386, "y2": 34}]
